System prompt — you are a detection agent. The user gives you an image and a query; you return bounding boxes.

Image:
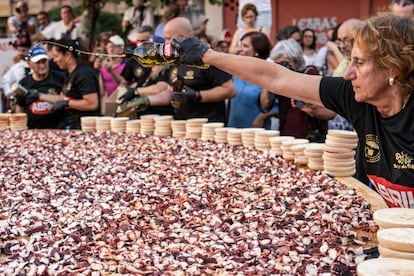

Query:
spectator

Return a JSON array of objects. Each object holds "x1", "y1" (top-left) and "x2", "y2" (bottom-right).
[
  {"x1": 36, "y1": 11, "x2": 52, "y2": 32},
  {"x1": 176, "y1": 0, "x2": 208, "y2": 37},
  {"x1": 122, "y1": 0, "x2": 154, "y2": 42},
  {"x1": 7, "y1": 0, "x2": 36, "y2": 38},
  {"x1": 31, "y1": 5, "x2": 79, "y2": 41},
  {"x1": 129, "y1": 25, "x2": 155, "y2": 47},
  {"x1": 391, "y1": 0, "x2": 414, "y2": 16},
  {"x1": 43, "y1": 39, "x2": 101, "y2": 129},
  {"x1": 99, "y1": 35, "x2": 127, "y2": 98},
  {"x1": 276, "y1": 25, "x2": 301, "y2": 43},
  {"x1": 154, "y1": 2, "x2": 180, "y2": 39},
  {"x1": 15, "y1": 45, "x2": 66, "y2": 129},
  {"x1": 119, "y1": 17, "x2": 235, "y2": 123},
  {"x1": 314, "y1": 25, "x2": 344, "y2": 76},
  {"x1": 1, "y1": 33, "x2": 32, "y2": 98},
  {"x1": 214, "y1": 40, "x2": 229, "y2": 53},
  {"x1": 263, "y1": 39, "x2": 335, "y2": 141},
  {"x1": 227, "y1": 31, "x2": 275, "y2": 129},
  {"x1": 229, "y1": 3, "x2": 268, "y2": 55},
  {"x1": 329, "y1": 18, "x2": 361, "y2": 131},
  {"x1": 300, "y1": 28, "x2": 318, "y2": 67},
  {"x1": 238, "y1": 0, "x2": 272, "y2": 32}
]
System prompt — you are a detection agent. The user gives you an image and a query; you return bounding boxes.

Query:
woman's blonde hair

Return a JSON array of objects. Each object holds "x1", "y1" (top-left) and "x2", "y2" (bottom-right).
[{"x1": 350, "y1": 14, "x2": 414, "y2": 97}]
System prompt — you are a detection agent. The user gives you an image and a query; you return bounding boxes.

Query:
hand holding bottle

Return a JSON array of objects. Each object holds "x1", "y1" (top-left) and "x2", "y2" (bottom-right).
[{"x1": 171, "y1": 36, "x2": 210, "y2": 66}]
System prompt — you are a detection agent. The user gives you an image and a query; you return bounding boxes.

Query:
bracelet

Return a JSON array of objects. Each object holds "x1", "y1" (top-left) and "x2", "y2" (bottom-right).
[{"x1": 135, "y1": 88, "x2": 139, "y2": 96}]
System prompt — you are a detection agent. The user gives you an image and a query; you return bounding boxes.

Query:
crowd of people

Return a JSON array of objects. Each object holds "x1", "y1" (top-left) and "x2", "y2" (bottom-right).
[{"x1": 0, "y1": 1, "x2": 413, "y2": 196}]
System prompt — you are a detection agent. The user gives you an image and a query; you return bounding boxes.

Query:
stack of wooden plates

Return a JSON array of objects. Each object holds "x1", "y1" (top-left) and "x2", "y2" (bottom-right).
[
  {"x1": 291, "y1": 143, "x2": 308, "y2": 165},
  {"x1": 140, "y1": 114, "x2": 159, "y2": 135},
  {"x1": 9, "y1": 113, "x2": 27, "y2": 131},
  {"x1": 110, "y1": 117, "x2": 128, "y2": 133},
  {"x1": 80, "y1": 116, "x2": 98, "y2": 132},
  {"x1": 281, "y1": 139, "x2": 309, "y2": 161},
  {"x1": 254, "y1": 130, "x2": 280, "y2": 151},
  {"x1": 323, "y1": 130, "x2": 358, "y2": 177},
  {"x1": 269, "y1": 136, "x2": 295, "y2": 156},
  {"x1": 0, "y1": 114, "x2": 10, "y2": 130},
  {"x1": 227, "y1": 128, "x2": 243, "y2": 146},
  {"x1": 358, "y1": 208, "x2": 414, "y2": 274},
  {"x1": 96, "y1": 117, "x2": 112, "y2": 132},
  {"x1": 240, "y1": 128, "x2": 263, "y2": 148},
  {"x1": 171, "y1": 120, "x2": 186, "y2": 138},
  {"x1": 304, "y1": 143, "x2": 325, "y2": 171},
  {"x1": 377, "y1": 228, "x2": 414, "y2": 260},
  {"x1": 153, "y1": 115, "x2": 173, "y2": 137},
  {"x1": 214, "y1": 127, "x2": 234, "y2": 144},
  {"x1": 126, "y1": 119, "x2": 141, "y2": 134},
  {"x1": 185, "y1": 118, "x2": 208, "y2": 139},
  {"x1": 373, "y1": 208, "x2": 414, "y2": 229},
  {"x1": 357, "y1": 258, "x2": 414, "y2": 275},
  {"x1": 201, "y1": 122, "x2": 225, "y2": 142}
]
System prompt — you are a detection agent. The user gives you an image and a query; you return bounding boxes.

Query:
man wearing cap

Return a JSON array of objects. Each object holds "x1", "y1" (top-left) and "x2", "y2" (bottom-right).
[
  {"x1": 15, "y1": 45, "x2": 66, "y2": 129},
  {"x1": 99, "y1": 35, "x2": 127, "y2": 98}
]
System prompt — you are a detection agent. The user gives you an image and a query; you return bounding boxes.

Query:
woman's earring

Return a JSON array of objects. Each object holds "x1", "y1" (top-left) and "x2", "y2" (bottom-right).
[{"x1": 389, "y1": 77, "x2": 395, "y2": 86}]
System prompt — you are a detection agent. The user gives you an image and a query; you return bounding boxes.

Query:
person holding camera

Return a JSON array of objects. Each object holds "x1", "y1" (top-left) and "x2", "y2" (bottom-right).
[
  {"x1": 15, "y1": 45, "x2": 66, "y2": 129},
  {"x1": 7, "y1": 1, "x2": 36, "y2": 38},
  {"x1": 260, "y1": 39, "x2": 336, "y2": 142}
]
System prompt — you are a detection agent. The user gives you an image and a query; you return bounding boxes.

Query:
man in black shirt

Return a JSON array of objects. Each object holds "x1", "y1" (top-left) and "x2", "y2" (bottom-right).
[{"x1": 15, "y1": 45, "x2": 66, "y2": 129}]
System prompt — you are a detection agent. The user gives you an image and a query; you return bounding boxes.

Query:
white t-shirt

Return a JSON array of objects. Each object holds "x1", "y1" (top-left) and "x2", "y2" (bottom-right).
[
  {"x1": 1, "y1": 60, "x2": 30, "y2": 96},
  {"x1": 41, "y1": 20, "x2": 79, "y2": 40}
]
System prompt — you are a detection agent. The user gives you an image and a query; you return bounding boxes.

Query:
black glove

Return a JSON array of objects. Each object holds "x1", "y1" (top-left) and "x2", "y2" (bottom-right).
[
  {"x1": 171, "y1": 36, "x2": 210, "y2": 66},
  {"x1": 171, "y1": 86, "x2": 201, "y2": 109},
  {"x1": 24, "y1": 89, "x2": 39, "y2": 106},
  {"x1": 116, "y1": 95, "x2": 149, "y2": 117},
  {"x1": 52, "y1": 99, "x2": 69, "y2": 112},
  {"x1": 118, "y1": 87, "x2": 137, "y2": 104}
]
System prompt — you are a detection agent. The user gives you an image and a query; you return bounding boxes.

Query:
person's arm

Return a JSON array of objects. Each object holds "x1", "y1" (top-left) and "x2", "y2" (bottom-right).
[
  {"x1": 251, "y1": 109, "x2": 277, "y2": 128},
  {"x1": 201, "y1": 49, "x2": 323, "y2": 106},
  {"x1": 228, "y1": 29, "x2": 241, "y2": 55},
  {"x1": 291, "y1": 100, "x2": 336, "y2": 120},
  {"x1": 31, "y1": 31, "x2": 47, "y2": 42},
  {"x1": 66, "y1": 93, "x2": 99, "y2": 111},
  {"x1": 137, "y1": 81, "x2": 169, "y2": 96},
  {"x1": 198, "y1": 79, "x2": 235, "y2": 102}
]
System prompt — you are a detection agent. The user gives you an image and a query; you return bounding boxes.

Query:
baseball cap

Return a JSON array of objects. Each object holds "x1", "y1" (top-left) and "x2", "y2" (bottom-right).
[
  {"x1": 109, "y1": 35, "x2": 125, "y2": 46},
  {"x1": 27, "y1": 46, "x2": 49, "y2": 62}
]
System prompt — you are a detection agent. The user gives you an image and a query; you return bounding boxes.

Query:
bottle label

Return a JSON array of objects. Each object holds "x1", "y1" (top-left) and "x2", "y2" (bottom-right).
[{"x1": 163, "y1": 44, "x2": 173, "y2": 60}]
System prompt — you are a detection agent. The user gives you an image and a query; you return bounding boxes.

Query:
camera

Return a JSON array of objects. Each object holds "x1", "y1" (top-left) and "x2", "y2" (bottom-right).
[{"x1": 15, "y1": 7, "x2": 21, "y2": 13}]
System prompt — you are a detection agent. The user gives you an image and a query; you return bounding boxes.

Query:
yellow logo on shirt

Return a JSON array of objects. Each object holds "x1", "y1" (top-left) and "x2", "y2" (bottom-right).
[
  {"x1": 394, "y1": 151, "x2": 414, "y2": 170},
  {"x1": 365, "y1": 134, "x2": 380, "y2": 163}
]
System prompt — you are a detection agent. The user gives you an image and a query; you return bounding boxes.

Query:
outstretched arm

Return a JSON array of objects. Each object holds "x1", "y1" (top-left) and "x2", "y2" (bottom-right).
[{"x1": 173, "y1": 37, "x2": 324, "y2": 107}]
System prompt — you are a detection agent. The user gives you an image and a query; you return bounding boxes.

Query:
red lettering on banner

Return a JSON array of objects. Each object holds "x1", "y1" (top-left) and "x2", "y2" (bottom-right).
[{"x1": 369, "y1": 175, "x2": 414, "y2": 208}]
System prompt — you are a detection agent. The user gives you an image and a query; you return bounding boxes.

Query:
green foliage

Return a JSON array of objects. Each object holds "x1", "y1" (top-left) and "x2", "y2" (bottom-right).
[{"x1": 94, "y1": 11, "x2": 122, "y2": 35}]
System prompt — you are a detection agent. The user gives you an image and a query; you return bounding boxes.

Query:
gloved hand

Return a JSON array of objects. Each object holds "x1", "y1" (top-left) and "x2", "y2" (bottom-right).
[
  {"x1": 24, "y1": 89, "x2": 40, "y2": 106},
  {"x1": 171, "y1": 36, "x2": 210, "y2": 66},
  {"x1": 116, "y1": 95, "x2": 149, "y2": 117},
  {"x1": 118, "y1": 87, "x2": 137, "y2": 104},
  {"x1": 171, "y1": 86, "x2": 201, "y2": 109},
  {"x1": 52, "y1": 99, "x2": 69, "y2": 112}
]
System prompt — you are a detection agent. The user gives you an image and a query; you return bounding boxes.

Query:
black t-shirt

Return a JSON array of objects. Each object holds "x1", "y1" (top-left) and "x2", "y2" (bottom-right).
[
  {"x1": 171, "y1": 65, "x2": 232, "y2": 122},
  {"x1": 16, "y1": 70, "x2": 66, "y2": 129},
  {"x1": 60, "y1": 64, "x2": 101, "y2": 129},
  {"x1": 320, "y1": 77, "x2": 414, "y2": 208},
  {"x1": 121, "y1": 59, "x2": 152, "y2": 86},
  {"x1": 138, "y1": 66, "x2": 174, "y2": 117}
]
